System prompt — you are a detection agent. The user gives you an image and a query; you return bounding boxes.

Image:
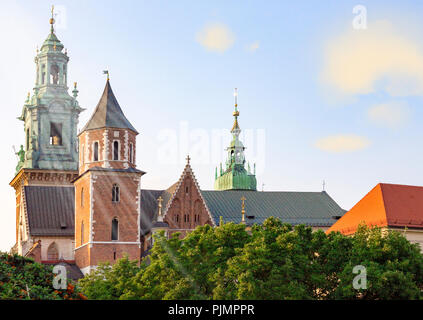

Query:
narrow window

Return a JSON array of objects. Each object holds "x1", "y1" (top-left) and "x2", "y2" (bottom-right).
[
  {"x1": 41, "y1": 64, "x2": 46, "y2": 84},
  {"x1": 26, "y1": 129, "x2": 30, "y2": 150},
  {"x1": 111, "y1": 218, "x2": 119, "y2": 241},
  {"x1": 113, "y1": 141, "x2": 119, "y2": 160},
  {"x1": 93, "y1": 142, "x2": 99, "y2": 161},
  {"x1": 185, "y1": 186, "x2": 189, "y2": 194},
  {"x1": 176, "y1": 214, "x2": 179, "y2": 222},
  {"x1": 50, "y1": 123, "x2": 62, "y2": 145},
  {"x1": 81, "y1": 221, "x2": 84, "y2": 245},
  {"x1": 129, "y1": 143, "x2": 134, "y2": 163},
  {"x1": 81, "y1": 188, "x2": 84, "y2": 208},
  {"x1": 112, "y1": 184, "x2": 120, "y2": 202},
  {"x1": 113, "y1": 251, "x2": 117, "y2": 260}
]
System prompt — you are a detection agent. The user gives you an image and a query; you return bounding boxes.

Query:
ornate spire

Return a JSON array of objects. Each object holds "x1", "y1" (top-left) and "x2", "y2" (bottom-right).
[
  {"x1": 214, "y1": 88, "x2": 257, "y2": 191},
  {"x1": 231, "y1": 88, "x2": 240, "y2": 133},
  {"x1": 50, "y1": 5, "x2": 55, "y2": 34}
]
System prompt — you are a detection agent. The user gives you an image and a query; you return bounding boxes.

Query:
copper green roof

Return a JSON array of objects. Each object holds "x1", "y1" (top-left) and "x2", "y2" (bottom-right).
[{"x1": 82, "y1": 80, "x2": 138, "y2": 134}]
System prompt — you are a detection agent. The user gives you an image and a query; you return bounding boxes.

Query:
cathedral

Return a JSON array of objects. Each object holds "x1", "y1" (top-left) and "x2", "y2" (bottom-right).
[{"x1": 10, "y1": 13, "x2": 346, "y2": 276}]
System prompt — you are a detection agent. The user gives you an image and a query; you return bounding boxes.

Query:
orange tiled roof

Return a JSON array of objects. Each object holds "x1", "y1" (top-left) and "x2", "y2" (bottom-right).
[{"x1": 326, "y1": 183, "x2": 423, "y2": 235}]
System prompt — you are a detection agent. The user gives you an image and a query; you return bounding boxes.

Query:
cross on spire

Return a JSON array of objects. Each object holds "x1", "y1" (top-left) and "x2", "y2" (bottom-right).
[
  {"x1": 186, "y1": 154, "x2": 191, "y2": 164},
  {"x1": 157, "y1": 196, "x2": 164, "y2": 222},
  {"x1": 241, "y1": 196, "x2": 246, "y2": 223}
]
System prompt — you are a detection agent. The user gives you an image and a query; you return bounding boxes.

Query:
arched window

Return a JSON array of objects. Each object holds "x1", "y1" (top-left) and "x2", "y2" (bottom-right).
[
  {"x1": 111, "y1": 218, "x2": 119, "y2": 241},
  {"x1": 81, "y1": 188, "x2": 84, "y2": 208},
  {"x1": 112, "y1": 184, "x2": 120, "y2": 202},
  {"x1": 81, "y1": 221, "x2": 84, "y2": 245},
  {"x1": 93, "y1": 142, "x2": 99, "y2": 161},
  {"x1": 129, "y1": 143, "x2": 134, "y2": 163},
  {"x1": 113, "y1": 141, "x2": 119, "y2": 160},
  {"x1": 47, "y1": 242, "x2": 59, "y2": 261}
]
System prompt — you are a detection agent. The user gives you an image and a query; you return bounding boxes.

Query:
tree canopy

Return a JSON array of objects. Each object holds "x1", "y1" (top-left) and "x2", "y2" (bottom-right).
[
  {"x1": 78, "y1": 218, "x2": 423, "y2": 300},
  {"x1": 0, "y1": 252, "x2": 86, "y2": 300}
]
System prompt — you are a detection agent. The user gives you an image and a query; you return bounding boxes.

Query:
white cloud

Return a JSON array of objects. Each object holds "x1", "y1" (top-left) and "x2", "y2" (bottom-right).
[
  {"x1": 367, "y1": 101, "x2": 411, "y2": 129},
  {"x1": 321, "y1": 20, "x2": 423, "y2": 98},
  {"x1": 247, "y1": 41, "x2": 259, "y2": 52},
  {"x1": 315, "y1": 135, "x2": 370, "y2": 153},
  {"x1": 196, "y1": 22, "x2": 235, "y2": 53}
]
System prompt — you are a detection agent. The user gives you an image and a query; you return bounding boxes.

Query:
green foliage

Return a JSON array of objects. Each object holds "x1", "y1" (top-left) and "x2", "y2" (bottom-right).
[
  {"x1": 78, "y1": 255, "x2": 140, "y2": 300},
  {"x1": 0, "y1": 252, "x2": 85, "y2": 300},
  {"x1": 78, "y1": 219, "x2": 423, "y2": 300}
]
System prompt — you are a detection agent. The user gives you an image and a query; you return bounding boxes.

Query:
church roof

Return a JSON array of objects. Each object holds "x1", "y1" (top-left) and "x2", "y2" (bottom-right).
[
  {"x1": 201, "y1": 190, "x2": 345, "y2": 226},
  {"x1": 24, "y1": 186, "x2": 75, "y2": 236},
  {"x1": 327, "y1": 183, "x2": 423, "y2": 235},
  {"x1": 139, "y1": 188, "x2": 346, "y2": 235},
  {"x1": 82, "y1": 80, "x2": 138, "y2": 134}
]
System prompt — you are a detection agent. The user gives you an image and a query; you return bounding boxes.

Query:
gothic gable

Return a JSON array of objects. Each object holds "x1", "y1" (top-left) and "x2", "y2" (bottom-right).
[{"x1": 163, "y1": 161, "x2": 216, "y2": 234}]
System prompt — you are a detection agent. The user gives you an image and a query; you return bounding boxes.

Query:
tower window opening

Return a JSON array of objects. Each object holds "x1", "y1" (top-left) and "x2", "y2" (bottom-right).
[
  {"x1": 26, "y1": 129, "x2": 30, "y2": 150},
  {"x1": 129, "y1": 143, "x2": 134, "y2": 163},
  {"x1": 185, "y1": 186, "x2": 189, "y2": 194},
  {"x1": 41, "y1": 64, "x2": 46, "y2": 84},
  {"x1": 50, "y1": 122, "x2": 62, "y2": 146},
  {"x1": 93, "y1": 142, "x2": 99, "y2": 161},
  {"x1": 111, "y1": 218, "x2": 119, "y2": 241},
  {"x1": 50, "y1": 64, "x2": 59, "y2": 85},
  {"x1": 113, "y1": 141, "x2": 119, "y2": 160},
  {"x1": 112, "y1": 184, "x2": 120, "y2": 202}
]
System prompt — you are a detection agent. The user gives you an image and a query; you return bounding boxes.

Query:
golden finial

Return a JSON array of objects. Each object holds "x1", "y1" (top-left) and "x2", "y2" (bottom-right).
[
  {"x1": 50, "y1": 5, "x2": 55, "y2": 33},
  {"x1": 233, "y1": 88, "x2": 239, "y2": 116},
  {"x1": 241, "y1": 196, "x2": 246, "y2": 223},
  {"x1": 74, "y1": 82, "x2": 77, "y2": 89}
]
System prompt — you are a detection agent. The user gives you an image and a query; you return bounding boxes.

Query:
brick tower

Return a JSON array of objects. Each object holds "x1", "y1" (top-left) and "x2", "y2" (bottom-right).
[{"x1": 74, "y1": 77, "x2": 145, "y2": 274}]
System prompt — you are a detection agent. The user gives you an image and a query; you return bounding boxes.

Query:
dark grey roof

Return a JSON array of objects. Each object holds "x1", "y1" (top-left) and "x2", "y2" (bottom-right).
[
  {"x1": 153, "y1": 221, "x2": 169, "y2": 228},
  {"x1": 140, "y1": 186, "x2": 177, "y2": 236},
  {"x1": 140, "y1": 189, "x2": 163, "y2": 236},
  {"x1": 44, "y1": 261, "x2": 83, "y2": 280},
  {"x1": 82, "y1": 80, "x2": 138, "y2": 134},
  {"x1": 24, "y1": 186, "x2": 75, "y2": 236},
  {"x1": 201, "y1": 190, "x2": 346, "y2": 227}
]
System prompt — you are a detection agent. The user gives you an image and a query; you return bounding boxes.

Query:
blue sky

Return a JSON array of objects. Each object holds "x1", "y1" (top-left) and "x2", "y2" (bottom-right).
[{"x1": 1, "y1": 0, "x2": 423, "y2": 250}]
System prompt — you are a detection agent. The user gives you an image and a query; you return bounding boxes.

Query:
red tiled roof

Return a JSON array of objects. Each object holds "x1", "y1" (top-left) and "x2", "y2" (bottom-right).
[{"x1": 327, "y1": 183, "x2": 423, "y2": 235}]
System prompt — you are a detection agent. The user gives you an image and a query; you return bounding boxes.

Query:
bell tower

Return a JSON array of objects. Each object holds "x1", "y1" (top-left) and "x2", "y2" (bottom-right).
[
  {"x1": 214, "y1": 89, "x2": 257, "y2": 191},
  {"x1": 74, "y1": 77, "x2": 144, "y2": 274},
  {"x1": 17, "y1": 7, "x2": 83, "y2": 171}
]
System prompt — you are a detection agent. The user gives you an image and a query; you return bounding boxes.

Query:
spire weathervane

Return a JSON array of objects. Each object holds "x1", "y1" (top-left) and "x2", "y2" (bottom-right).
[
  {"x1": 103, "y1": 70, "x2": 110, "y2": 81},
  {"x1": 232, "y1": 88, "x2": 240, "y2": 132}
]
